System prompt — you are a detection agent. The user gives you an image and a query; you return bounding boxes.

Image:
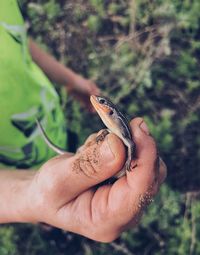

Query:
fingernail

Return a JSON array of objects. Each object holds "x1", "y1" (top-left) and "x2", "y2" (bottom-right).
[
  {"x1": 100, "y1": 136, "x2": 115, "y2": 162},
  {"x1": 139, "y1": 120, "x2": 150, "y2": 135}
]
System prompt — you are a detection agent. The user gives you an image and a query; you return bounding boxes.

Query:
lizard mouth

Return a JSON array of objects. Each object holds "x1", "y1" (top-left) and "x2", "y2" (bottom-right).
[
  {"x1": 90, "y1": 95, "x2": 110, "y2": 114},
  {"x1": 90, "y1": 95, "x2": 97, "y2": 107}
]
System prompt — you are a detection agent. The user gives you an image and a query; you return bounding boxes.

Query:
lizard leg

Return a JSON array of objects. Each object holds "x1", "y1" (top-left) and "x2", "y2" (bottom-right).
[{"x1": 96, "y1": 129, "x2": 110, "y2": 144}]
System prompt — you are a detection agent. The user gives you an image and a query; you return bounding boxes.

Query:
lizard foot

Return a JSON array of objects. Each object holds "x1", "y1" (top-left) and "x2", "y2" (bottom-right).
[{"x1": 96, "y1": 129, "x2": 109, "y2": 144}]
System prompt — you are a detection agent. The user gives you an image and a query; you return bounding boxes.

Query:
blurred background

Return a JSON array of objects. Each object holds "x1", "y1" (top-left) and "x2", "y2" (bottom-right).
[{"x1": 1, "y1": 0, "x2": 200, "y2": 254}]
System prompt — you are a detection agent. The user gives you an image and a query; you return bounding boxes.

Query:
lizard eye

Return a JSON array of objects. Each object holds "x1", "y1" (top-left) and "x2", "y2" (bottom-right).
[
  {"x1": 99, "y1": 98, "x2": 105, "y2": 104},
  {"x1": 109, "y1": 110, "x2": 114, "y2": 115}
]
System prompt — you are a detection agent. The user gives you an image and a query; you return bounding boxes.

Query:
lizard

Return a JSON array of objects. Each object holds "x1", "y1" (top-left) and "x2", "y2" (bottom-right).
[
  {"x1": 90, "y1": 95, "x2": 136, "y2": 178},
  {"x1": 36, "y1": 95, "x2": 136, "y2": 178}
]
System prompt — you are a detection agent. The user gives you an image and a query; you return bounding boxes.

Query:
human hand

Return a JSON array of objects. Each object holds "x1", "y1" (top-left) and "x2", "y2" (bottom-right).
[
  {"x1": 67, "y1": 74, "x2": 100, "y2": 112},
  {"x1": 28, "y1": 39, "x2": 100, "y2": 108},
  {"x1": 23, "y1": 118, "x2": 166, "y2": 242}
]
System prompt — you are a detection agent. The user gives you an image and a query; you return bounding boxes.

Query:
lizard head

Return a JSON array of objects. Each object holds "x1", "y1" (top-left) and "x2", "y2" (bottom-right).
[
  {"x1": 90, "y1": 95, "x2": 120, "y2": 132},
  {"x1": 90, "y1": 95, "x2": 115, "y2": 117}
]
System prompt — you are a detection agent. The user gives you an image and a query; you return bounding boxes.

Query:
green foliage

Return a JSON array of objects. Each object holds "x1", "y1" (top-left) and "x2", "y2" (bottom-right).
[
  {"x1": 87, "y1": 15, "x2": 101, "y2": 31},
  {"x1": 145, "y1": 110, "x2": 173, "y2": 152},
  {"x1": 43, "y1": 0, "x2": 60, "y2": 20},
  {"x1": 89, "y1": 0, "x2": 105, "y2": 17},
  {"x1": 0, "y1": 226, "x2": 17, "y2": 255},
  {"x1": 1, "y1": 0, "x2": 199, "y2": 254}
]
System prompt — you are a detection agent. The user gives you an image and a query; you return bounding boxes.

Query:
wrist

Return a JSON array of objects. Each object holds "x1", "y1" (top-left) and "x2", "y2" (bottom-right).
[{"x1": 0, "y1": 170, "x2": 37, "y2": 224}]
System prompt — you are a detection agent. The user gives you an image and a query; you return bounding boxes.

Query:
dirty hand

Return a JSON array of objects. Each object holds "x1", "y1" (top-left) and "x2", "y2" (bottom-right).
[
  {"x1": 67, "y1": 74, "x2": 100, "y2": 112},
  {"x1": 23, "y1": 118, "x2": 166, "y2": 242}
]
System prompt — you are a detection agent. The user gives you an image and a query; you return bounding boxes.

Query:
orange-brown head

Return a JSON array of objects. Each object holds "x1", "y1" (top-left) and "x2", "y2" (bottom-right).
[
  {"x1": 90, "y1": 95, "x2": 114, "y2": 116},
  {"x1": 90, "y1": 95, "x2": 132, "y2": 141}
]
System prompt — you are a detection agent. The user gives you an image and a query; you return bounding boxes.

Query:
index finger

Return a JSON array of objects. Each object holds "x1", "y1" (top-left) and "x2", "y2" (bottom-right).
[
  {"x1": 102, "y1": 118, "x2": 160, "y2": 224},
  {"x1": 126, "y1": 117, "x2": 159, "y2": 194}
]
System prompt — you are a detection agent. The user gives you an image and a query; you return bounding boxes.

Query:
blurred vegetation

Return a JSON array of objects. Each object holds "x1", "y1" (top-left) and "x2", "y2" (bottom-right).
[{"x1": 1, "y1": 0, "x2": 200, "y2": 254}]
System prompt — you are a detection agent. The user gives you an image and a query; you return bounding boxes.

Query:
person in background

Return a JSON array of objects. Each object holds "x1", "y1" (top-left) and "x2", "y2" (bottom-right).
[{"x1": 0, "y1": 0, "x2": 167, "y2": 242}]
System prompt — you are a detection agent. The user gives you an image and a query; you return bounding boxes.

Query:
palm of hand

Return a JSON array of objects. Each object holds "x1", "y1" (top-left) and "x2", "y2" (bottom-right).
[{"x1": 27, "y1": 118, "x2": 166, "y2": 242}]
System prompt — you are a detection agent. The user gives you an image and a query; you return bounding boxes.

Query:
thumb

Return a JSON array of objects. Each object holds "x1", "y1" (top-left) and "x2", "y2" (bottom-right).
[
  {"x1": 71, "y1": 133, "x2": 126, "y2": 184},
  {"x1": 44, "y1": 132, "x2": 126, "y2": 203}
]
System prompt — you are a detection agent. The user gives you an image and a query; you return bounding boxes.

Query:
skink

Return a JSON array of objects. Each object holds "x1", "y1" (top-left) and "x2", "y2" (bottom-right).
[
  {"x1": 90, "y1": 95, "x2": 135, "y2": 177},
  {"x1": 36, "y1": 95, "x2": 135, "y2": 178}
]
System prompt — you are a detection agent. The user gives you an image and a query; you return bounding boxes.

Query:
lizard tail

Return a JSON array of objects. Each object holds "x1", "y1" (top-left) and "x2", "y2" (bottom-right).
[{"x1": 36, "y1": 119, "x2": 66, "y2": 155}]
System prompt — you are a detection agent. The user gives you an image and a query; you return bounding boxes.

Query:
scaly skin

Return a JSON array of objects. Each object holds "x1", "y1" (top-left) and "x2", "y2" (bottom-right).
[{"x1": 90, "y1": 95, "x2": 136, "y2": 177}]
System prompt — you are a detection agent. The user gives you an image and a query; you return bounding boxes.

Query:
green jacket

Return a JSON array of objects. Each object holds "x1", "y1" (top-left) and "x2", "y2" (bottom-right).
[{"x1": 0, "y1": 0, "x2": 67, "y2": 169}]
